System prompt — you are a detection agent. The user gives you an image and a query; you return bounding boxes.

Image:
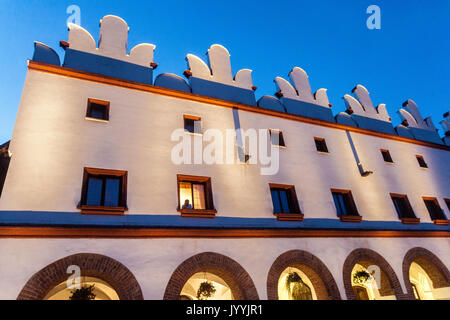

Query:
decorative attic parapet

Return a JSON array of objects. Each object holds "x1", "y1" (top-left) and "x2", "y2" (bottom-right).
[
  {"x1": 61, "y1": 15, "x2": 156, "y2": 84},
  {"x1": 271, "y1": 67, "x2": 334, "y2": 122},
  {"x1": 340, "y1": 85, "x2": 395, "y2": 135},
  {"x1": 184, "y1": 44, "x2": 256, "y2": 106},
  {"x1": 441, "y1": 112, "x2": 450, "y2": 146},
  {"x1": 396, "y1": 100, "x2": 442, "y2": 144}
]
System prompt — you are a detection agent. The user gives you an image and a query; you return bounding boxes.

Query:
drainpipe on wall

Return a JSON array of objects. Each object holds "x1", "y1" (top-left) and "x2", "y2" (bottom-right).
[
  {"x1": 232, "y1": 107, "x2": 250, "y2": 163},
  {"x1": 346, "y1": 131, "x2": 373, "y2": 177}
]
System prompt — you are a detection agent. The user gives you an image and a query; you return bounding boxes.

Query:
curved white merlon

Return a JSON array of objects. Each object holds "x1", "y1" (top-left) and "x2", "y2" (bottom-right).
[
  {"x1": 397, "y1": 99, "x2": 437, "y2": 130},
  {"x1": 186, "y1": 44, "x2": 253, "y2": 89},
  {"x1": 66, "y1": 15, "x2": 155, "y2": 67},
  {"x1": 274, "y1": 67, "x2": 330, "y2": 107},
  {"x1": 343, "y1": 85, "x2": 391, "y2": 122}
]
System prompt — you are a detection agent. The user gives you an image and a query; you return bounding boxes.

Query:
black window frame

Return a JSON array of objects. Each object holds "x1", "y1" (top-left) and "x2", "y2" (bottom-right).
[
  {"x1": 86, "y1": 98, "x2": 110, "y2": 121},
  {"x1": 314, "y1": 137, "x2": 329, "y2": 153},
  {"x1": 331, "y1": 189, "x2": 359, "y2": 217},
  {"x1": 381, "y1": 149, "x2": 393, "y2": 163},
  {"x1": 269, "y1": 184, "x2": 300, "y2": 214},
  {"x1": 184, "y1": 115, "x2": 202, "y2": 134},
  {"x1": 416, "y1": 155, "x2": 428, "y2": 168},
  {"x1": 390, "y1": 194, "x2": 417, "y2": 219},
  {"x1": 269, "y1": 130, "x2": 286, "y2": 147},
  {"x1": 422, "y1": 197, "x2": 447, "y2": 221}
]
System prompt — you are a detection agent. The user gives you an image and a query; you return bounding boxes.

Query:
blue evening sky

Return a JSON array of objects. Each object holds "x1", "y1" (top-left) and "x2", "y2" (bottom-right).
[{"x1": 0, "y1": 0, "x2": 449, "y2": 143}]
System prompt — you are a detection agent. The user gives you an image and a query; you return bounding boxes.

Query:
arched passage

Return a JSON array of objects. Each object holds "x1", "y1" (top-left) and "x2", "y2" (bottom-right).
[
  {"x1": 403, "y1": 247, "x2": 450, "y2": 300},
  {"x1": 163, "y1": 252, "x2": 259, "y2": 300},
  {"x1": 343, "y1": 248, "x2": 406, "y2": 300},
  {"x1": 267, "y1": 250, "x2": 341, "y2": 300},
  {"x1": 17, "y1": 253, "x2": 143, "y2": 300}
]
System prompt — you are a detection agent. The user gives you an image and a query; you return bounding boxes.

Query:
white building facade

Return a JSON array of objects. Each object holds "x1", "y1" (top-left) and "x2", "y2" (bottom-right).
[{"x1": 0, "y1": 15, "x2": 449, "y2": 300}]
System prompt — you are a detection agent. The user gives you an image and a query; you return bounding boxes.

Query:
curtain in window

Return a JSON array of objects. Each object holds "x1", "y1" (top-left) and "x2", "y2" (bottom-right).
[
  {"x1": 193, "y1": 184, "x2": 206, "y2": 210},
  {"x1": 179, "y1": 182, "x2": 193, "y2": 209}
]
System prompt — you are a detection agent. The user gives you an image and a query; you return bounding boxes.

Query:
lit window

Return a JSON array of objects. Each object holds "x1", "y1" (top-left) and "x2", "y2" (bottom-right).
[
  {"x1": 86, "y1": 99, "x2": 109, "y2": 121},
  {"x1": 381, "y1": 149, "x2": 393, "y2": 163},
  {"x1": 416, "y1": 155, "x2": 428, "y2": 168},
  {"x1": 177, "y1": 174, "x2": 215, "y2": 217},
  {"x1": 269, "y1": 130, "x2": 286, "y2": 147},
  {"x1": 331, "y1": 189, "x2": 361, "y2": 222},
  {"x1": 314, "y1": 137, "x2": 329, "y2": 153},
  {"x1": 184, "y1": 115, "x2": 201, "y2": 134},
  {"x1": 79, "y1": 168, "x2": 127, "y2": 215},
  {"x1": 390, "y1": 193, "x2": 419, "y2": 224},
  {"x1": 423, "y1": 197, "x2": 448, "y2": 222}
]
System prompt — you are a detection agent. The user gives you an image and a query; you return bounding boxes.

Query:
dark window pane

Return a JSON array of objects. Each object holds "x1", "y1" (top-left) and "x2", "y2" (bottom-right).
[
  {"x1": 86, "y1": 177, "x2": 103, "y2": 206},
  {"x1": 333, "y1": 193, "x2": 344, "y2": 216},
  {"x1": 381, "y1": 150, "x2": 393, "y2": 163},
  {"x1": 392, "y1": 196, "x2": 415, "y2": 219},
  {"x1": 424, "y1": 199, "x2": 445, "y2": 220},
  {"x1": 271, "y1": 189, "x2": 282, "y2": 213},
  {"x1": 270, "y1": 131, "x2": 285, "y2": 147},
  {"x1": 89, "y1": 103, "x2": 107, "y2": 120},
  {"x1": 315, "y1": 138, "x2": 328, "y2": 152},
  {"x1": 416, "y1": 156, "x2": 428, "y2": 168},
  {"x1": 104, "y1": 178, "x2": 120, "y2": 207},
  {"x1": 279, "y1": 190, "x2": 290, "y2": 213}
]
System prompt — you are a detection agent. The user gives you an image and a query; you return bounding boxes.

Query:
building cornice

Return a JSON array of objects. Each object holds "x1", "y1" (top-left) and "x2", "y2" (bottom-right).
[
  {"x1": 0, "y1": 226, "x2": 448, "y2": 238},
  {"x1": 28, "y1": 61, "x2": 450, "y2": 151}
]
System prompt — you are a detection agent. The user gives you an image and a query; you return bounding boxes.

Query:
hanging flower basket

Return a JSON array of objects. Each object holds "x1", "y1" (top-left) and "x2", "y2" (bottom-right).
[
  {"x1": 353, "y1": 270, "x2": 372, "y2": 285},
  {"x1": 285, "y1": 272, "x2": 313, "y2": 300},
  {"x1": 69, "y1": 284, "x2": 96, "y2": 300},
  {"x1": 196, "y1": 281, "x2": 216, "y2": 300}
]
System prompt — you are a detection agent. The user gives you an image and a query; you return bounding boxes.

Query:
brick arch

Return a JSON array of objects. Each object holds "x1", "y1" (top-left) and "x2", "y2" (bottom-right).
[
  {"x1": 17, "y1": 253, "x2": 143, "y2": 300},
  {"x1": 267, "y1": 250, "x2": 341, "y2": 300},
  {"x1": 163, "y1": 252, "x2": 259, "y2": 300},
  {"x1": 343, "y1": 248, "x2": 406, "y2": 300},
  {"x1": 402, "y1": 247, "x2": 450, "y2": 299}
]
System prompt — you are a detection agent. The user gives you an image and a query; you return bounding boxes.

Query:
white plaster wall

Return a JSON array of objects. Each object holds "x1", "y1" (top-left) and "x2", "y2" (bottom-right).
[
  {"x1": 1, "y1": 70, "x2": 449, "y2": 222},
  {"x1": 0, "y1": 238, "x2": 448, "y2": 300}
]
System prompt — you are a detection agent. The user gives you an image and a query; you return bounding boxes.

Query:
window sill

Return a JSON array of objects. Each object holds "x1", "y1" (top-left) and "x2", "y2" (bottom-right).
[
  {"x1": 271, "y1": 145, "x2": 287, "y2": 149},
  {"x1": 433, "y1": 219, "x2": 450, "y2": 225},
  {"x1": 317, "y1": 151, "x2": 330, "y2": 155},
  {"x1": 275, "y1": 213, "x2": 304, "y2": 221},
  {"x1": 184, "y1": 131, "x2": 203, "y2": 136},
  {"x1": 179, "y1": 209, "x2": 217, "y2": 218},
  {"x1": 400, "y1": 217, "x2": 420, "y2": 224},
  {"x1": 78, "y1": 205, "x2": 126, "y2": 215},
  {"x1": 85, "y1": 117, "x2": 109, "y2": 123},
  {"x1": 340, "y1": 215, "x2": 362, "y2": 222}
]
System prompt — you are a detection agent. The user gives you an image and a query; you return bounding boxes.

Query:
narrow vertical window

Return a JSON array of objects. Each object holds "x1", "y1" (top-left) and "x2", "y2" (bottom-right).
[
  {"x1": 269, "y1": 184, "x2": 303, "y2": 221},
  {"x1": 86, "y1": 98, "x2": 110, "y2": 121},
  {"x1": 314, "y1": 137, "x2": 329, "y2": 153},
  {"x1": 331, "y1": 189, "x2": 361, "y2": 222},
  {"x1": 390, "y1": 193, "x2": 419, "y2": 224},
  {"x1": 416, "y1": 155, "x2": 428, "y2": 168},
  {"x1": 381, "y1": 149, "x2": 393, "y2": 163}
]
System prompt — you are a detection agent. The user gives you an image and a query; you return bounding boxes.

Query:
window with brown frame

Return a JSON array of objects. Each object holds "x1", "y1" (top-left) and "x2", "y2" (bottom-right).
[
  {"x1": 314, "y1": 137, "x2": 329, "y2": 153},
  {"x1": 381, "y1": 149, "x2": 393, "y2": 163},
  {"x1": 416, "y1": 155, "x2": 428, "y2": 168},
  {"x1": 78, "y1": 167, "x2": 127, "y2": 215},
  {"x1": 86, "y1": 98, "x2": 110, "y2": 121},
  {"x1": 269, "y1": 130, "x2": 286, "y2": 147},
  {"x1": 390, "y1": 193, "x2": 419, "y2": 224},
  {"x1": 177, "y1": 174, "x2": 216, "y2": 218},
  {"x1": 422, "y1": 197, "x2": 448, "y2": 225},
  {"x1": 184, "y1": 115, "x2": 202, "y2": 134},
  {"x1": 269, "y1": 183, "x2": 303, "y2": 221},
  {"x1": 331, "y1": 189, "x2": 361, "y2": 222}
]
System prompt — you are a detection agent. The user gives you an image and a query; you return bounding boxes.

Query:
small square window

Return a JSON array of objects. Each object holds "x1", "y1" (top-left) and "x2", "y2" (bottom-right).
[
  {"x1": 315, "y1": 137, "x2": 329, "y2": 153},
  {"x1": 177, "y1": 174, "x2": 216, "y2": 218},
  {"x1": 269, "y1": 184, "x2": 303, "y2": 221},
  {"x1": 423, "y1": 197, "x2": 448, "y2": 224},
  {"x1": 331, "y1": 189, "x2": 361, "y2": 222},
  {"x1": 416, "y1": 155, "x2": 428, "y2": 168},
  {"x1": 86, "y1": 99, "x2": 109, "y2": 121},
  {"x1": 390, "y1": 193, "x2": 419, "y2": 224},
  {"x1": 269, "y1": 130, "x2": 286, "y2": 147},
  {"x1": 381, "y1": 149, "x2": 393, "y2": 163},
  {"x1": 184, "y1": 115, "x2": 201, "y2": 134},
  {"x1": 79, "y1": 167, "x2": 127, "y2": 215}
]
